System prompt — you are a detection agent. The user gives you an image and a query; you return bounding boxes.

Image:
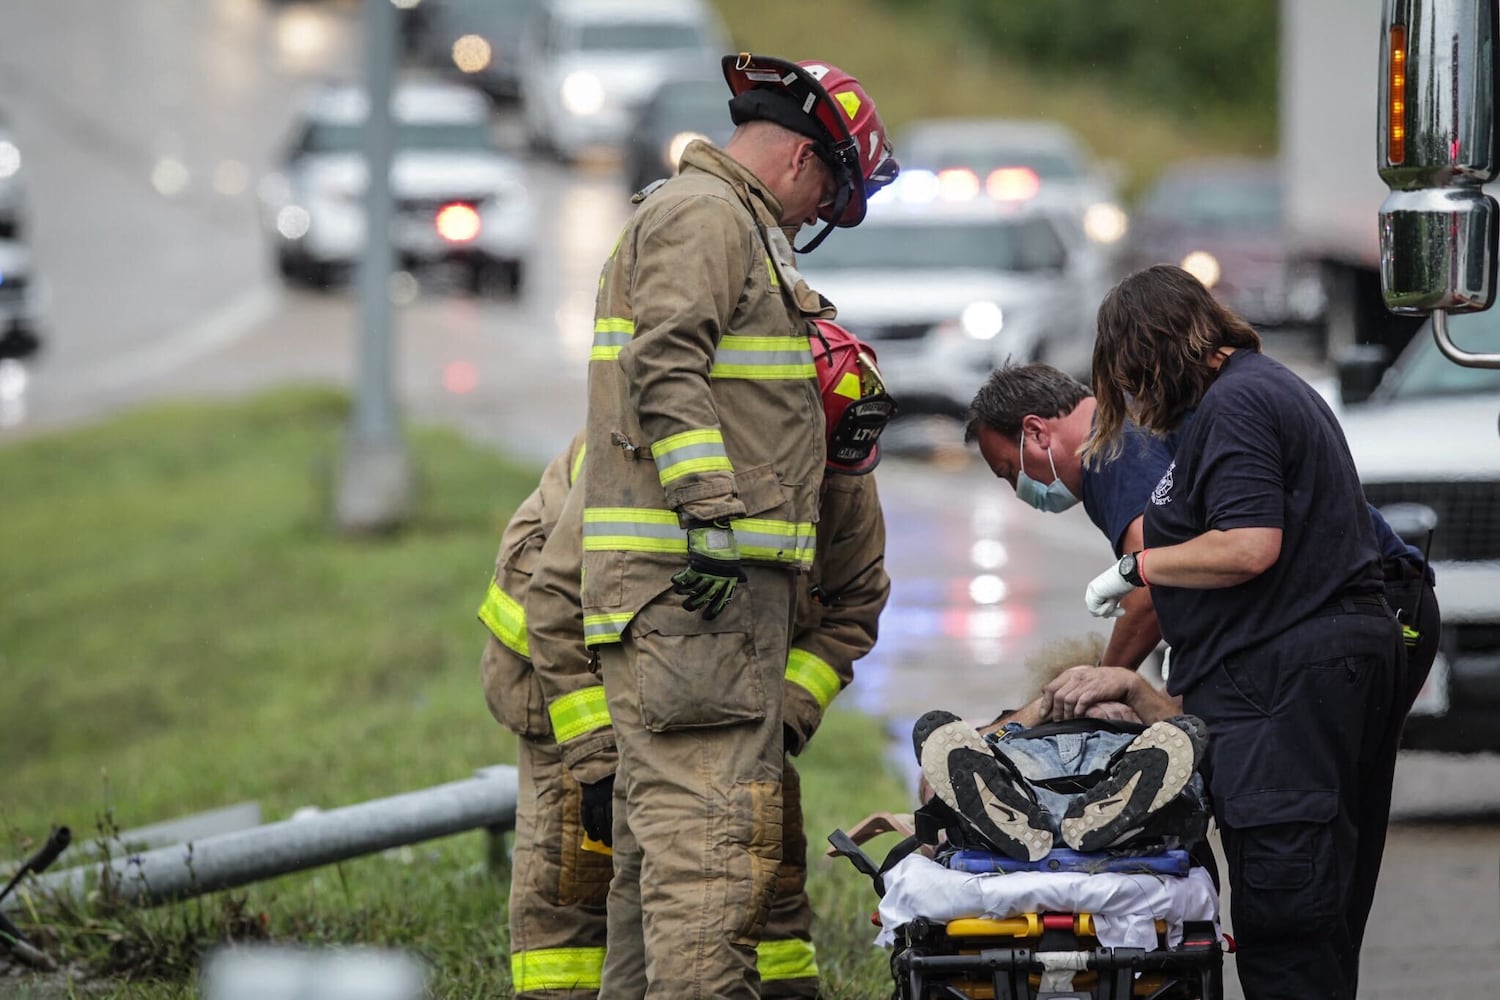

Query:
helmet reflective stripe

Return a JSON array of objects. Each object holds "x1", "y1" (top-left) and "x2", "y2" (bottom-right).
[
  {"x1": 548, "y1": 685, "x2": 611, "y2": 743},
  {"x1": 477, "y1": 580, "x2": 528, "y2": 659}
]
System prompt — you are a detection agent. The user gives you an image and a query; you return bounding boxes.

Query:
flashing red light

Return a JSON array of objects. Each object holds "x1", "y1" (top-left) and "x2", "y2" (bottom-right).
[
  {"x1": 436, "y1": 202, "x2": 481, "y2": 243},
  {"x1": 986, "y1": 167, "x2": 1041, "y2": 202}
]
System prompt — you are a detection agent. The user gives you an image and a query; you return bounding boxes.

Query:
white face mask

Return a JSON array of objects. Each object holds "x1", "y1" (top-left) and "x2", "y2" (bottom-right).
[{"x1": 1015, "y1": 431, "x2": 1080, "y2": 514}]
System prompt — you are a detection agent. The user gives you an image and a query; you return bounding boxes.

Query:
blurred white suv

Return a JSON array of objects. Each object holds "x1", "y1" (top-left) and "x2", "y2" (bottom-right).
[
  {"x1": 1334, "y1": 314, "x2": 1500, "y2": 754},
  {"x1": 258, "y1": 78, "x2": 533, "y2": 293},
  {"x1": 519, "y1": 0, "x2": 727, "y2": 161},
  {"x1": 798, "y1": 197, "x2": 1105, "y2": 418}
]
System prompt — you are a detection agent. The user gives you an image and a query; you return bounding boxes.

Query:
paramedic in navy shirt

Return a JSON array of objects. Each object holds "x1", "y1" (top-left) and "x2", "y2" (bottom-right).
[
  {"x1": 1077, "y1": 265, "x2": 1405, "y2": 1000},
  {"x1": 964, "y1": 362, "x2": 1438, "y2": 700}
]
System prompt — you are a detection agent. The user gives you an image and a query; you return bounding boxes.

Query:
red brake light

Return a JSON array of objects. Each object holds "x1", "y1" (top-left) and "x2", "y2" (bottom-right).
[
  {"x1": 436, "y1": 202, "x2": 481, "y2": 243},
  {"x1": 985, "y1": 167, "x2": 1041, "y2": 202}
]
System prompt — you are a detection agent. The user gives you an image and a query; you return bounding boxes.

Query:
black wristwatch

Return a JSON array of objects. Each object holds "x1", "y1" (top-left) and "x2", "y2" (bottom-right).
[{"x1": 1119, "y1": 551, "x2": 1146, "y2": 588}]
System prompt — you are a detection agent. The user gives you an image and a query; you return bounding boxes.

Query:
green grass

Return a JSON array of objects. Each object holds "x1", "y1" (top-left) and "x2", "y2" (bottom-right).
[
  {"x1": 712, "y1": 0, "x2": 1277, "y2": 200},
  {"x1": 0, "y1": 389, "x2": 909, "y2": 997}
]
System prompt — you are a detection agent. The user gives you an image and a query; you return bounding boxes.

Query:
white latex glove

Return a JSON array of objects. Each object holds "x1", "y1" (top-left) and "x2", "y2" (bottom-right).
[{"x1": 1085, "y1": 562, "x2": 1136, "y2": 618}]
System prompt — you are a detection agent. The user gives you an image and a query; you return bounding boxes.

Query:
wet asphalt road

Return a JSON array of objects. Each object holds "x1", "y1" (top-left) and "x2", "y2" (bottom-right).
[{"x1": 0, "y1": 2, "x2": 1495, "y2": 996}]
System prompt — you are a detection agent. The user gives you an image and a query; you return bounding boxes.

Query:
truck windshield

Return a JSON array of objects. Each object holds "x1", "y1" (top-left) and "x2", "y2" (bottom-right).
[{"x1": 1381, "y1": 310, "x2": 1500, "y2": 400}]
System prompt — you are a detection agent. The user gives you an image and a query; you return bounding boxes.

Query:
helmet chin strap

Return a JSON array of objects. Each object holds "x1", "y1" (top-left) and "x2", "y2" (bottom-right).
[{"x1": 794, "y1": 161, "x2": 853, "y2": 254}]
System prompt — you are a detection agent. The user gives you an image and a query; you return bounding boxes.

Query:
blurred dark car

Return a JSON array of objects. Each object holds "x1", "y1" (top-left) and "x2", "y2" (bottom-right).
[
  {"x1": 1125, "y1": 158, "x2": 1325, "y2": 327},
  {"x1": 623, "y1": 76, "x2": 733, "y2": 195},
  {"x1": 406, "y1": 0, "x2": 541, "y2": 101}
]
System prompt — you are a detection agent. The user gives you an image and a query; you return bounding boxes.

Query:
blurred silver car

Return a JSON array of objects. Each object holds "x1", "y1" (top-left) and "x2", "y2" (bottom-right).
[
  {"x1": 0, "y1": 239, "x2": 43, "y2": 361},
  {"x1": 0, "y1": 114, "x2": 26, "y2": 239},
  {"x1": 896, "y1": 118, "x2": 1129, "y2": 253},
  {"x1": 258, "y1": 79, "x2": 533, "y2": 293},
  {"x1": 798, "y1": 198, "x2": 1102, "y2": 418},
  {"x1": 518, "y1": 0, "x2": 727, "y2": 161},
  {"x1": 622, "y1": 75, "x2": 733, "y2": 195}
]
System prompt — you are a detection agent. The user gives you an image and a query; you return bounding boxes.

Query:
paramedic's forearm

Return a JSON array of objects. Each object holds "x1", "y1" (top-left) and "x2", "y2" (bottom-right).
[
  {"x1": 1102, "y1": 589, "x2": 1161, "y2": 670},
  {"x1": 1141, "y1": 527, "x2": 1281, "y2": 588}
]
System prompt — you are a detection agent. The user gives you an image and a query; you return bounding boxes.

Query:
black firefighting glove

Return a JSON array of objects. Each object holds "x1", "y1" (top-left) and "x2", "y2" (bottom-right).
[
  {"x1": 579, "y1": 775, "x2": 615, "y2": 848},
  {"x1": 671, "y1": 521, "x2": 747, "y2": 620}
]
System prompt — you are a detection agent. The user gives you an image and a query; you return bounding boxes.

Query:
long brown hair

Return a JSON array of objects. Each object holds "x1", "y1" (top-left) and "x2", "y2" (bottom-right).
[{"x1": 1083, "y1": 264, "x2": 1261, "y2": 464}]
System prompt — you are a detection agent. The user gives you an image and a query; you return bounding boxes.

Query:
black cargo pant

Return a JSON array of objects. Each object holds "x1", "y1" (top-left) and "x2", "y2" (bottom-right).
[{"x1": 1182, "y1": 596, "x2": 1403, "y2": 1000}]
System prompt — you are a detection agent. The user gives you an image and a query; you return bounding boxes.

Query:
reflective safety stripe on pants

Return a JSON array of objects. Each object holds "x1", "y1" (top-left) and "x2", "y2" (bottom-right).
[{"x1": 508, "y1": 735, "x2": 611, "y2": 999}]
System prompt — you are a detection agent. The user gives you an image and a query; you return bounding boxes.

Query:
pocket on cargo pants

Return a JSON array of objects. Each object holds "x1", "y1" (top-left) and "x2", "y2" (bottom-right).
[
  {"x1": 558, "y1": 768, "x2": 613, "y2": 907},
  {"x1": 631, "y1": 593, "x2": 766, "y2": 733},
  {"x1": 1222, "y1": 788, "x2": 1343, "y2": 941}
]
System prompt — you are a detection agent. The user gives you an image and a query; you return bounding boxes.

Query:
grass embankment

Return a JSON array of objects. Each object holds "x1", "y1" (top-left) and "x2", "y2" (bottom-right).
[
  {"x1": 713, "y1": 0, "x2": 1277, "y2": 199},
  {"x1": 0, "y1": 389, "x2": 908, "y2": 997}
]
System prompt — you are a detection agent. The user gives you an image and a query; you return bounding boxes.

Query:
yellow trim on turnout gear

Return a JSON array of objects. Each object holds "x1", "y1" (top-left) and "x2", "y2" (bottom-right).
[
  {"x1": 477, "y1": 581, "x2": 528, "y2": 659},
  {"x1": 785, "y1": 647, "x2": 842, "y2": 710},
  {"x1": 756, "y1": 937, "x2": 819, "y2": 983},
  {"x1": 549, "y1": 684, "x2": 612, "y2": 743},
  {"x1": 652, "y1": 427, "x2": 733, "y2": 485},
  {"x1": 511, "y1": 946, "x2": 605, "y2": 992},
  {"x1": 570, "y1": 442, "x2": 587, "y2": 485},
  {"x1": 584, "y1": 610, "x2": 636, "y2": 647}
]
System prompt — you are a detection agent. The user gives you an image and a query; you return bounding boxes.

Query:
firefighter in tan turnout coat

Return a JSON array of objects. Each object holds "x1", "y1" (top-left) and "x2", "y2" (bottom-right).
[
  {"x1": 569, "y1": 52, "x2": 896, "y2": 998},
  {"x1": 511, "y1": 320, "x2": 895, "y2": 998}
]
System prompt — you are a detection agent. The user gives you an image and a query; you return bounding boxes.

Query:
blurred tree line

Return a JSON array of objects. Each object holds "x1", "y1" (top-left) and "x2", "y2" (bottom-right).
[{"x1": 883, "y1": 0, "x2": 1279, "y2": 127}]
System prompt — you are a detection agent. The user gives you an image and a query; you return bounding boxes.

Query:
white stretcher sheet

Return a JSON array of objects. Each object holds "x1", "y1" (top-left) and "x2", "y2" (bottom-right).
[{"x1": 875, "y1": 853, "x2": 1221, "y2": 951}]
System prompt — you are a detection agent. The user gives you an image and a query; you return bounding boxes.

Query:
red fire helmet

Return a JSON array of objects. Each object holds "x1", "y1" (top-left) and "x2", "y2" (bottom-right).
[{"x1": 810, "y1": 318, "x2": 898, "y2": 475}]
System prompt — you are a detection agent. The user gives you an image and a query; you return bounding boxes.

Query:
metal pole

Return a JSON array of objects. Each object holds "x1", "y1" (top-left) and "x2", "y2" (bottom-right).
[
  {"x1": 3, "y1": 769, "x2": 517, "y2": 911},
  {"x1": 334, "y1": 0, "x2": 413, "y2": 533}
]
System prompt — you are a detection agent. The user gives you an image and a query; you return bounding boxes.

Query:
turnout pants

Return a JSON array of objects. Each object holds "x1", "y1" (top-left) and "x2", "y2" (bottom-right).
[
  {"x1": 1183, "y1": 598, "x2": 1403, "y2": 1000},
  {"x1": 598, "y1": 567, "x2": 798, "y2": 999},
  {"x1": 509, "y1": 735, "x2": 614, "y2": 998}
]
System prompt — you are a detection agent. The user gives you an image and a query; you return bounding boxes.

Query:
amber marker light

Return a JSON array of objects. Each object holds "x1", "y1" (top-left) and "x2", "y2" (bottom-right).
[{"x1": 1389, "y1": 24, "x2": 1407, "y2": 165}]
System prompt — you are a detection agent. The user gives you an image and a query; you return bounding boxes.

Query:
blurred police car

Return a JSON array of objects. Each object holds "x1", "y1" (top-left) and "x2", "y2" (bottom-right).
[
  {"x1": 897, "y1": 118, "x2": 1129, "y2": 254},
  {"x1": 622, "y1": 75, "x2": 733, "y2": 195},
  {"x1": 799, "y1": 176, "x2": 1104, "y2": 418},
  {"x1": 258, "y1": 78, "x2": 532, "y2": 293},
  {"x1": 518, "y1": 0, "x2": 727, "y2": 161}
]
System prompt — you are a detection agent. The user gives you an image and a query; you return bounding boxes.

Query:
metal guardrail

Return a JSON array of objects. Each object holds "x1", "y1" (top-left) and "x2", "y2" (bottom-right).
[{"x1": 2, "y1": 766, "x2": 518, "y2": 913}]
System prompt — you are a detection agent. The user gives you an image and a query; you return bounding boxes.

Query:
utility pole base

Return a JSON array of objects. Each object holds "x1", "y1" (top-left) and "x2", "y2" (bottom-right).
[{"x1": 334, "y1": 437, "x2": 414, "y2": 534}]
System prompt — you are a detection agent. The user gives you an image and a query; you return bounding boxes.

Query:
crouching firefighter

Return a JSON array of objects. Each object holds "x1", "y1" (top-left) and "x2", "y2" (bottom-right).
[{"x1": 519, "y1": 320, "x2": 895, "y2": 998}]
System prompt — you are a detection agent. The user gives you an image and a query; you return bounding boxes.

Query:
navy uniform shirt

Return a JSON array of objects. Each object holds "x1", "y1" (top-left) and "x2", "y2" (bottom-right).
[
  {"x1": 1082, "y1": 423, "x2": 1175, "y2": 557},
  {"x1": 1143, "y1": 350, "x2": 1384, "y2": 695}
]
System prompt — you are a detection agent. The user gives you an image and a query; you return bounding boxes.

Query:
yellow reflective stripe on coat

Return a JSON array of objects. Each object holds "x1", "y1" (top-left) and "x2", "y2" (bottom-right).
[
  {"x1": 735, "y1": 516, "x2": 816, "y2": 566},
  {"x1": 590, "y1": 317, "x2": 635, "y2": 362},
  {"x1": 584, "y1": 611, "x2": 635, "y2": 647},
  {"x1": 652, "y1": 427, "x2": 732, "y2": 486},
  {"x1": 757, "y1": 937, "x2": 819, "y2": 983},
  {"x1": 710, "y1": 334, "x2": 817, "y2": 381},
  {"x1": 477, "y1": 581, "x2": 529, "y2": 659},
  {"x1": 583, "y1": 507, "x2": 687, "y2": 555},
  {"x1": 570, "y1": 442, "x2": 587, "y2": 485},
  {"x1": 511, "y1": 946, "x2": 605, "y2": 992},
  {"x1": 786, "y1": 647, "x2": 841, "y2": 710},
  {"x1": 549, "y1": 684, "x2": 611, "y2": 743}
]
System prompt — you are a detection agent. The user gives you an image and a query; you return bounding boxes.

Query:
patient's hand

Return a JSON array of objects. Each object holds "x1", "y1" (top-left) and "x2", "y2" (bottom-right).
[
  {"x1": 1084, "y1": 700, "x2": 1141, "y2": 723},
  {"x1": 1041, "y1": 665, "x2": 1139, "y2": 721}
]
